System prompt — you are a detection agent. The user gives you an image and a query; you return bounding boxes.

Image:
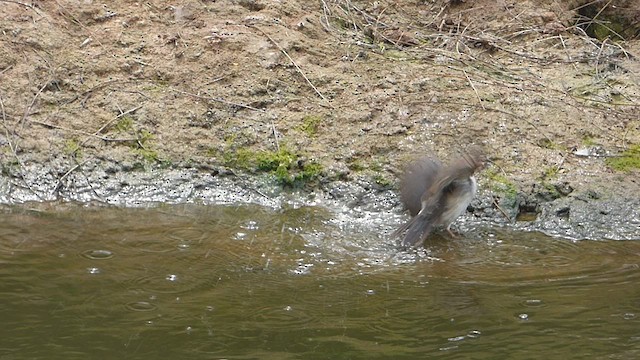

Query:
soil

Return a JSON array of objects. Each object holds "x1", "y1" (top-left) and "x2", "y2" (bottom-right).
[{"x1": 0, "y1": 0, "x2": 639, "y2": 239}]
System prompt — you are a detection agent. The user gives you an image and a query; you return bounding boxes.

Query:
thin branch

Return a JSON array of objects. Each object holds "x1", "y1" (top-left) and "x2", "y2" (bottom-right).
[
  {"x1": 595, "y1": 37, "x2": 607, "y2": 77},
  {"x1": 270, "y1": 119, "x2": 280, "y2": 152},
  {"x1": 18, "y1": 81, "x2": 48, "y2": 126},
  {"x1": 492, "y1": 196, "x2": 513, "y2": 223},
  {"x1": 95, "y1": 105, "x2": 142, "y2": 135},
  {"x1": 30, "y1": 119, "x2": 137, "y2": 142},
  {"x1": 250, "y1": 25, "x2": 331, "y2": 105},
  {"x1": 0, "y1": 65, "x2": 13, "y2": 76},
  {"x1": 0, "y1": 0, "x2": 40, "y2": 12},
  {"x1": 462, "y1": 69, "x2": 485, "y2": 110},
  {"x1": 79, "y1": 79, "x2": 122, "y2": 107},
  {"x1": 169, "y1": 88, "x2": 265, "y2": 112},
  {"x1": 79, "y1": 105, "x2": 143, "y2": 147},
  {"x1": 0, "y1": 94, "x2": 44, "y2": 200},
  {"x1": 52, "y1": 160, "x2": 88, "y2": 196}
]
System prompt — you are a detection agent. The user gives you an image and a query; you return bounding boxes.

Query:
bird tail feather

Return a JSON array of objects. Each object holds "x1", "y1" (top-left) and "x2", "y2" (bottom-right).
[{"x1": 394, "y1": 214, "x2": 435, "y2": 248}]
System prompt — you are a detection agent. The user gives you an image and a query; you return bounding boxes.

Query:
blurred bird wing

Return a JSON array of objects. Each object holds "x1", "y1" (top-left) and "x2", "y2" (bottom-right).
[{"x1": 400, "y1": 157, "x2": 442, "y2": 216}]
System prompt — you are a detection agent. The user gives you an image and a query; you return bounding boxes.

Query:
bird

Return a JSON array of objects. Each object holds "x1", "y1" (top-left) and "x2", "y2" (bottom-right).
[{"x1": 393, "y1": 146, "x2": 485, "y2": 248}]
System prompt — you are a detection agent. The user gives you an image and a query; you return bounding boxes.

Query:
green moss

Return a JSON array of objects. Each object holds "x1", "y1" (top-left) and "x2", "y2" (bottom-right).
[
  {"x1": 115, "y1": 116, "x2": 134, "y2": 133},
  {"x1": 297, "y1": 115, "x2": 322, "y2": 137},
  {"x1": 224, "y1": 147, "x2": 323, "y2": 187},
  {"x1": 224, "y1": 133, "x2": 238, "y2": 147},
  {"x1": 134, "y1": 147, "x2": 159, "y2": 163},
  {"x1": 542, "y1": 166, "x2": 559, "y2": 179},
  {"x1": 581, "y1": 133, "x2": 598, "y2": 146},
  {"x1": 486, "y1": 168, "x2": 517, "y2": 199},
  {"x1": 591, "y1": 20, "x2": 624, "y2": 41},
  {"x1": 606, "y1": 145, "x2": 640, "y2": 172},
  {"x1": 369, "y1": 161, "x2": 383, "y2": 172},
  {"x1": 300, "y1": 162, "x2": 323, "y2": 179},
  {"x1": 255, "y1": 148, "x2": 297, "y2": 171},
  {"x1": 347, "y1": 160, "x2": 365, "y2": 172},
  {"x1": 373, "y1": 173, "x2": 392, "y2": 187},
  {"x1": 233, "y1": 148, "x2": 255, "y2": 169},
  {"x1": 63, "y1": 139, "x2": 82, "y2": 158},
  {"x1": 131, "y1": 130, "x2": 164, "y2": 165},
  {"x1": 137, "y1": 130, "x2": 154, "y2": 145},
  {"x1": 1, "y1": 160, "x2": 19, "y2": 177},
  {"x1": 539, "y1": 166, "x2": 562, "y2": 199}
]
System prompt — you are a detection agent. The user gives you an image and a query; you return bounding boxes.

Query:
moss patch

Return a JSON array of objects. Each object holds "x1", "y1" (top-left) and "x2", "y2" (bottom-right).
[
  {"x1": 486, "y1": 168, "x2": 517, "y2": 200},
  {"x1": 225, "y1": 147, "x2": 323, "y2": 187},
  {"x1": 114, "y1": 116, "x2": 134, "y2": 133},
  {"x1": 606, "y1": 145, "x2": 640, "y2": 172},
  {"x1": 297, "y1": 115, "x2": 322, "y2": 137},
  {"x1": 63, "y1": 138, "x2": 82, "y2": 158}
]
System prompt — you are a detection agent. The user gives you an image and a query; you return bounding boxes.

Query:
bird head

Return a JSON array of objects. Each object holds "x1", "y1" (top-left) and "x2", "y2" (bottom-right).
[{"x1": 461, "y1": 145, "x2": 486, "y2": 173}]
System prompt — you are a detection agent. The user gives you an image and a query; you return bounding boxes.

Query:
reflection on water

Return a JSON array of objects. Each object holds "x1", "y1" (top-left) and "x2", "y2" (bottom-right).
[{"x1": 1, "y1": 203, "x2": 639, "y2": 359}]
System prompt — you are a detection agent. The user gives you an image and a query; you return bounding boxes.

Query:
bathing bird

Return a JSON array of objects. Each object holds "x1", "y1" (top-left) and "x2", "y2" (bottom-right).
[{"x1": 393, "y1": 146, "x2": 485, "y2": 248}]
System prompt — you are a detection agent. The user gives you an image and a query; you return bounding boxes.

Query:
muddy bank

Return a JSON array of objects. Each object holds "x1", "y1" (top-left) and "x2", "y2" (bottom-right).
[{"x1": 1, "y1": 158, "x2": 637, "y2": 241}]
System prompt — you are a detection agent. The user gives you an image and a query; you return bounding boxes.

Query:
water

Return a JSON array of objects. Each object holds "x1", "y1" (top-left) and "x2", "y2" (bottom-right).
[{"x1": 1, "y1": 203, "x2": 639, "y2": 359}]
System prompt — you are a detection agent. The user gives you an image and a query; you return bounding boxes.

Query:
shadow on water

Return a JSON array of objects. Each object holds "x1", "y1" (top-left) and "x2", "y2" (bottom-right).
[{"x1": 1, "y1": 203, "x2": 640, "y2": 359}]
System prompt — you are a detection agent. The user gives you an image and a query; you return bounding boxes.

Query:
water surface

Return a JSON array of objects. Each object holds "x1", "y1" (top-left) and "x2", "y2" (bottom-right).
[{"x1": 1, "y1": 203, "x2": 639, "y2": 359}]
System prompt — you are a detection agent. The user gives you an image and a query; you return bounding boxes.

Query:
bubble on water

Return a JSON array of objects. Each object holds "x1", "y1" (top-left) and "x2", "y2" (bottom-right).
[
  {"x1": 177, "y1": 243, "x2": 190, "y2": 250},
  {"x1": 467, "y1": 330, "x2": 481, "y2": 338},
  {"x1": 623, "y1": 313, "x2": 636, "y2": 320},
  {"x1": 291, "y1": 264, "x2": 313, "y2": 275},
  {"x1": 125, "y1": 301, "x2": 157, "y2": 312},
  {"x1": 242, "y1": 220, "x2": 259, "y2": 230},
  {"x1": 523, "y1": 299, "x2": 544, "y2": 307},
  {"x1": 81, "y1": 249, "x2": 114, "y2": 260},
  {"x1": 166, "y1": 274, "x2": 178, "y2": 281},
  {"x1": 284, "y1": 305, "x2": 292, "y2": 311},
  {"x1": 366, "y1": 289, "x2": 376, "y2": 295},
  {"x1": 87, "y1": 267, "x2": 100, "y2": 274},
  {"x1": 518, "y1": 313, "x2": 529, "y2": 320},
  {"x1": 439, "y1": 345, "x2": 459, "y2": 351}
]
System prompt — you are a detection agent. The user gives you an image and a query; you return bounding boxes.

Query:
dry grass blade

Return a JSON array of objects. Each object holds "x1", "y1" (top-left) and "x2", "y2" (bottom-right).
[
  {"x1": 0, "y1": 94, "x2": 44, "y2": 200},
  {"x1": 31, "y1": 119, "x2": 137, "y2": 142},
  {"x1": 169, "y1": 88, "x2": 266, "y2": 112},
  {"x1": 462, "y1": 69, "x2": 485, "y2": 110},
  {"x1": 80, "y1": 105, "x2": 144, "y2": 146},
  {"x1": 18, "y1": 81, "x2": 49, "y2": 127},
  {"x1": 250, "y1": 25, "x2": 331, "y2": 106},
  {"x1": 51, "y1": 160, "x2": 87, "y2": 196}
]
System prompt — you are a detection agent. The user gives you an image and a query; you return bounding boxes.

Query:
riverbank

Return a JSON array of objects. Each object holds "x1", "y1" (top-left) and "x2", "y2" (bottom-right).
[{"x1": 0, "y1": 0, "x2": 638, "y2": 240}]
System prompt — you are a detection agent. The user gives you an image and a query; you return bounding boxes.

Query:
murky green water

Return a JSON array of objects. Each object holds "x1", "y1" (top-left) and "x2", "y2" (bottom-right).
[{"x1": 1, "y1": 203, "x2": 639, "y2": 359}]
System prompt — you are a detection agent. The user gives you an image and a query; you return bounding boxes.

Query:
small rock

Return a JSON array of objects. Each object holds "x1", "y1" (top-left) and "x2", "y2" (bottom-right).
[{"x1": 556, "y1": 206, "x2": 570, "y2": 218}]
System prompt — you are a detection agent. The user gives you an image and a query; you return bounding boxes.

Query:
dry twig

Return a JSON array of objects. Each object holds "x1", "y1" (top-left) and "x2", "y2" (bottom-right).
[
  {"x1": 462, "y1": 69, "x2": 485, "y2": 110},
  {"x1": 250, "y1": 25, "x2": 331, "y2": 106},
  {"x1": 492, "y1": 196, "x2": 513, "y2": 223},
  {"x1": 31, "y1": 119, "x2": 137, "y2": 142},
  {"x1": 18, "y1": 81, "x2": 48, "y2": 127},
  {"x1": 0, "y1": 94, "x2": 44, "y2": 200},
  {"x1": 170, "y1": 88, "x2": 265, "y2": 112}
]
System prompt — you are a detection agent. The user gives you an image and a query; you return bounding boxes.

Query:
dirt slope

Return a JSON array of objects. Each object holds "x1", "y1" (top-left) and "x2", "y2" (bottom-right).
[{"x1": 0, "y1": 0, "x2": 639, "y2": 217}]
